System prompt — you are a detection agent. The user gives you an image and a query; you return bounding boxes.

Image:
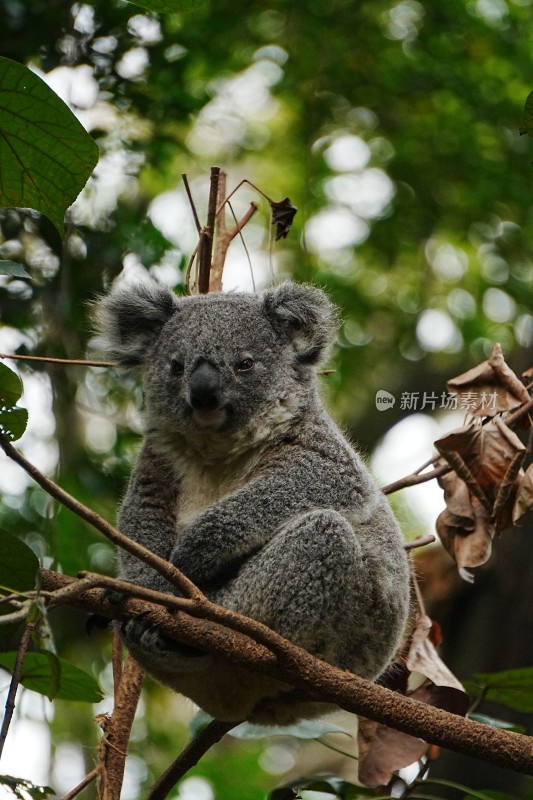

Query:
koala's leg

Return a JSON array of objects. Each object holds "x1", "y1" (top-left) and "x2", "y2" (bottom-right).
[{"x1": 211, "y1": 509, "x2": 393, "y2": 681}]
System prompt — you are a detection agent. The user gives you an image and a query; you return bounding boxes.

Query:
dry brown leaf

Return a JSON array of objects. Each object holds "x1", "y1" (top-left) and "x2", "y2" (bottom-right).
[
  {"x1": 437, "y1": 467, "x2": 475, "y2": 526},
  {"x1": 513, "y1": 462, "x2": 533, "y2": 524},
  {"x1": 447, "y1": 343, "x2": 529, "y2": 417},
  {"x1": 405, "y1": 614, "x2": 465, "y2": 691},
  {"x1": 409, "y1": 679, "x2": 470, "y2": 717},
  {"x1": 453, "y1": 496, "x2": 495, "y2": 569},
  {"x1": 357, "y1": 716, "x2": 427, "y2": 788},
  {"x1": 357, "y1": 675, "x2": 469, "y2": 787}
]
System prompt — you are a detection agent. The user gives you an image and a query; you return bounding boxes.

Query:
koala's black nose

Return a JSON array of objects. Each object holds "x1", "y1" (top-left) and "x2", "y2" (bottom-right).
[{"x1": 188, "y1": 361, "x2": 223, "y2": 411}]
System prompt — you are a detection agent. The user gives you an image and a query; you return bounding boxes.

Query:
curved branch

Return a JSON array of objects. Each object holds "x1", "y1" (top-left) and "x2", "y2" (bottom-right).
[
  {"x1": 147, "y1": 720, "x2": 235, "y2": 800},
  {"x1": 40, "y1": 568, "x2": 533, "y2": 777}
]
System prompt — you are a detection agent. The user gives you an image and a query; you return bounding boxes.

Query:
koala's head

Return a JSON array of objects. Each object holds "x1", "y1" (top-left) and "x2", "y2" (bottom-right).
[{"x1": 94, "y1": 279, "x2": 337, "y2": 453}]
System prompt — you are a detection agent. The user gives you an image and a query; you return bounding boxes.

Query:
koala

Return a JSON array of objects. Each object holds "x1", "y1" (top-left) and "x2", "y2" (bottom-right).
[{"x1": 94, "y1": 278, "x2": 410, "y2": 725}]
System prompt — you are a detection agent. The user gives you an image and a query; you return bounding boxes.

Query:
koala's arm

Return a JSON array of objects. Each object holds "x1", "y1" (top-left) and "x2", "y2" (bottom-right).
[
  {"x1": 118, "y1": 442, "x2": 180, "y2": 592},
  {"x1": 171, "y1": 446, "x2": 366, "y2": 586}
]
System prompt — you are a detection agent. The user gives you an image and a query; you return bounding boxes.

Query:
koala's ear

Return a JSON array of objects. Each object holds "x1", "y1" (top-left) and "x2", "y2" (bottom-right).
[
  {"x1": 262, "y1": 283, "x2": 338, "y2": 365},
  {"x1": 92, "y1": 281, "x2": 178, "y2": 366}
]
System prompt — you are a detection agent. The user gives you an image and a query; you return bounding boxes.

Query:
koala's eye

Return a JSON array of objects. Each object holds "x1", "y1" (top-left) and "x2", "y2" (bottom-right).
[
  {"x1": 170, "y1": 358, "x2": 184, "y2": 377},
  {"x1": 235, "y1": 357, "x2": 254, "y2": 373}
]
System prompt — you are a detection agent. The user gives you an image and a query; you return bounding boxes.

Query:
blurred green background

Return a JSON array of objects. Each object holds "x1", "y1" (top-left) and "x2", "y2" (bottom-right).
[{"x1": 1, "y1": 0, "x2": 533, "y2": 797}]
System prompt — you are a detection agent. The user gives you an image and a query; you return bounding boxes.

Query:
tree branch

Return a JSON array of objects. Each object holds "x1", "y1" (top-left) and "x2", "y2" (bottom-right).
[
  {"x1": 147, "y1": 720, "x2": 236, "y2": 800},
  {"x1": 40, "y1": 568, "x2": 533, "y2": 777}
]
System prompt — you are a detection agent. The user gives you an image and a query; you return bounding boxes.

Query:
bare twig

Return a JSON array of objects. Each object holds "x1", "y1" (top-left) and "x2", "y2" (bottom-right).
[
  {"x1": 147, "y1": 720, "x2": 236, "y2": 800},
  {"x1": 197, "y1": 166, "x2": 220, "y2": 294},
  {"x1": 0, "y1": 621, "x2": 35, "y2": 758},
  {"x1": 60, "y1": 768, "x2": 99, "y2": 800},
  {"x1": 181, "y1": 174, "x2": 201, "y2": 233},
  {"x1": 404, "y1": 534, "x2": 436, "y2": 552},
  {"x1": 209, "y1": 175, "x2": 258, "y2": 291},
  {"x1": 0, "y1": 353, "x2": 114, "y2": 368},
  {"x1": 381, "y1": 463, "x2": 450, "y2": 495}
]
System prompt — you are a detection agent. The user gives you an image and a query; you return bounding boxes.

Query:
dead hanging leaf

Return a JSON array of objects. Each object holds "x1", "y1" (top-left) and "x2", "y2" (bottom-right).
[
  {"x1": 410, "y1": 678, "x2": 470, "y2": 718},
  {"x1": 357, "y1": 677, "x2": 469, "y2": 787},
  {"x1": 437, "y1": 466, "x2": 475, "y2": 528},
  {"x1": 357, "y1": 619, "x2": 469, "y2": 788},
  {"x1": 513, "y1": 462, "x2": 533, "y2": 524},
  {"x1": 269, "y1": 197, "x2": 298, "y2": 240},
  {"x1": 447, "y1": 343, "x2": 529, "y2": 417},
  {"x1": 435, "y1": 420, "x2": 525, "y2": 511},
  {"x1": 357, "y1": 716, "x2": 427, "y2": 788},
  {"x1": 405, "y1": 614, "x2": 465, "y2": 692}
]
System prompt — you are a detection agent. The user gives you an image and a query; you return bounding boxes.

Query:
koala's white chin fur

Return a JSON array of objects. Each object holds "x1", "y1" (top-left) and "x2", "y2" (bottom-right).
[{"x1": 192, "y1": 408, "x2": 227, "y2": 429}]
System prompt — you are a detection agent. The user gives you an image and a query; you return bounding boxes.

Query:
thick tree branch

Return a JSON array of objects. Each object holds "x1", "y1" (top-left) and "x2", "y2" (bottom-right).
[
  {"x1": 40, "y1": 568, "x2": 533, "y2": 776},
  {"x1": 98, "y1": 655, "x2": 144, "y2": 800}
]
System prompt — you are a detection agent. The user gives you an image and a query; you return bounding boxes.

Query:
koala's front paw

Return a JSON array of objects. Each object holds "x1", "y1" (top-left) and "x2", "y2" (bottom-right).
[{"x1": 121, "y1": 614, "x2": 209, "y2": 660}]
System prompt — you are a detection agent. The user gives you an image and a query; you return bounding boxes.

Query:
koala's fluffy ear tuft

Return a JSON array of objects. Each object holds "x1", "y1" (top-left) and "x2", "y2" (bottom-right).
[
  {"x1": 263, "y1": 283, "x2": 338, "y2": 365},
  {"x1": 92, "y1": 280, "x2": 178, "y2": 366}
]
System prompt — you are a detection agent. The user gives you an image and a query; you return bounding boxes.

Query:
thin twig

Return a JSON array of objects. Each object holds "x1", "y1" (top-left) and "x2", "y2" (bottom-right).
[
  {"x1": 227, "y1": 200, "x2": 257, "y2": 291},
  {"x1": 215, "y1": 178, "x2": 273, "y2": 215},
  {"x1": 181, "y1": 174, "x2": 202, "y2": 233},
  {"x1": 404, "y1": 535, "x2": 436, "y2": 552},
  {"x1": 147, "y1": 720, "x2": 236, "y2": 800},
  {"x1": 60, "y1": 768, "x2": 99, "y2": 800},
  {"x1": 381, "y1": 463, "x2": 450, "y2": 495},
  {"x1": 0, "y1": 353, "x2": 114, "y2": 368},
  {"x1": 0, "y1": 621, "x2": 35, "y2": 759},
  {"x1": 0, "y1": 435, "x2": 201, "y2": 601}
]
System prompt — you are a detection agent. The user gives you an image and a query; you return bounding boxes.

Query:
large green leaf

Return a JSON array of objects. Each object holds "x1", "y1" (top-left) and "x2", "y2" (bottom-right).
[
  {"x1": 0, "y1": 531, "x2": 39, "y2": 593},
  {"x1": 127, "y1": 0, "x2": 206, "y2": 10},
  {"x1": 0, "y1": 362, "x2": 27, "y2": 441},
  {"x1": 0, "y1": 57, "x2": 99, "y2": 236},
  {"x1": 465, "y1": 666, "x2": 533, "y2": 712},
  {"x1": 0, "y1": 651, "x2": 104, "y2": 702}
]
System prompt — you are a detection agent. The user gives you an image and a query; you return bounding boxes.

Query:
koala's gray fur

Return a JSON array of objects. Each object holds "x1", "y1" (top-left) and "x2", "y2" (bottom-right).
[{"x1": 94, "y1": 278, "x2": 410, "y2": 724}]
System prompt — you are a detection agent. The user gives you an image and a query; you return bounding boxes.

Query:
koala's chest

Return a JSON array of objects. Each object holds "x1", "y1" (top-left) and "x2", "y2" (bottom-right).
[{"x1": 174, "y1": 455, "x2": 255, "y2": 531}]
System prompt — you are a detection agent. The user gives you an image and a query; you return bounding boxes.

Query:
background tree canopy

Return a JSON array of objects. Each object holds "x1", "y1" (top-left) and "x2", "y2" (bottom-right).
[{"x1": 1, "y1": 0, "x2": 533, "y2": 797}]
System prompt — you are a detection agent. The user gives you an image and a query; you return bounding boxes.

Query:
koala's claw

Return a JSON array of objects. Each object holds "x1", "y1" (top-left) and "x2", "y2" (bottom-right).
[{"x1": 101, "y1": 587, "x2": 125, "y2": 606}]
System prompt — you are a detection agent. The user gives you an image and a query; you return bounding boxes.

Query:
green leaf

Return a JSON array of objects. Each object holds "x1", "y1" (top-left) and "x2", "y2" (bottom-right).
[
  {"x1": 0, "y1": 775, "x2": 54, "y2": 799},
  {"x1": 520, "y1": 91, "x2": 533, "y2": 136},
  {"x1": 0, "y1": 260, "x2": 31, "y2": 279},
  {"x1": 0, "y1": 531, "x2": 39, "y2": 593},
  {"x1": 126, "y1": 0, "x2": 206, "y2": 11},
  {"x1": 0, "y1": 57, "x2": 99, "y2": 237},
  {"x1": 0, "y1": 362, "x2": 28, "y2": 441},
  {"x1": 0, "y1": 362, "x2": 23, "y2": 406},
  {"x1": 0, "y1": 651, "x2": 104, "y2": 702},
  {"x1": 466, "y1": 666, "x2": 533, "y2": 712}
]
